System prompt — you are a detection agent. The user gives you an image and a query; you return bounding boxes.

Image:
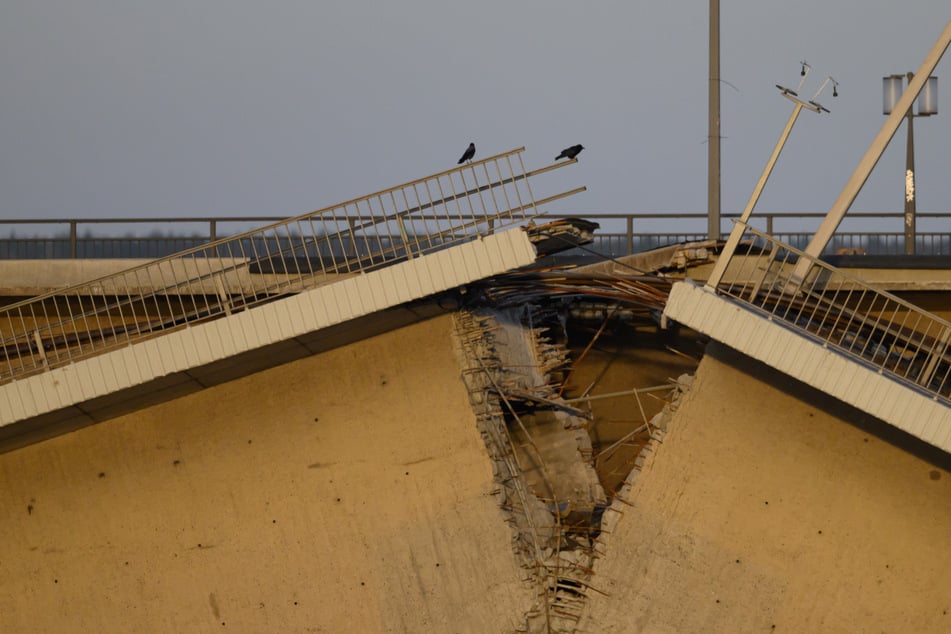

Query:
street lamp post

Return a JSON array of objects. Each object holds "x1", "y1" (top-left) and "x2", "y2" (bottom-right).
[
  {"x1": 705, "y1": 65, "x2": 837, "y2": 290},
  {"x1": 884, "y1": 73, "x2": 938, "y2": 255},
  {"x1": 708, "y1": 0, "x2": 721, "y2": 242},
  {"x1": 797, "y1": 20, "x2": 950, "y2": 282}
]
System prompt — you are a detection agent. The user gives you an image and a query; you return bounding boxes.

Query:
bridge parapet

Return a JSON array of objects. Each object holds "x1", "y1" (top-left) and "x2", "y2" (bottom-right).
[{"x1": 0, "y1": 148, "x2": 583, "y2": 385}]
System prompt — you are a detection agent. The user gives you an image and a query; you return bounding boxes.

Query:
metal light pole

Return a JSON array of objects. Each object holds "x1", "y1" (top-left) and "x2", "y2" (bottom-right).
[
  {"x1": 797, "y1": 20, "x2": 950, "y2": 281},
  {"x1": 708, "y1": 0, "x2": 721, "y2": 241},
  {"x1": 706, "y1": 66, "x2": 836, "y2": 289},
  {"x1": 884, "y1": 73, "x2": 938, "y2": 255}
]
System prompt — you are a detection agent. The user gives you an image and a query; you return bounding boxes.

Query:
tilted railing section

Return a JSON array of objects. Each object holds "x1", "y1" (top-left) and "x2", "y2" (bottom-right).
[
  {"x1": 0, "y1": 147, "x2": 583, "y2": 384},
  {"x1": 716, "y1": 223, "x2": 951, "y2": 402}
]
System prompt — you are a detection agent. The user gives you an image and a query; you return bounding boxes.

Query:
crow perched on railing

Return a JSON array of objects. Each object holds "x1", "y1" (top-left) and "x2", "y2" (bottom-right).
[
  {"x1": 556, "y1": 144, "x2": 584, "y2": 160},
  {"x1": 457, "y1": 142, "x2": 475, "y2": 164}
]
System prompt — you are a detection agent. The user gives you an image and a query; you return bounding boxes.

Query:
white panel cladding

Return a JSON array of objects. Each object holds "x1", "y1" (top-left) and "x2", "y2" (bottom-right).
[
  {"x1": 881, "y1": 382, "x2": 911, "y2": 426},
  {"x1": 427, "y1": 252, "x2": 453, "y2": 289},
  {"x1": 25, "y1": 371, "x2": 52, "y2": 413},
  {"x1": 0, "y1": 230, "x2": 536, "y2": 428},
  {"x1": 422, "y1": 255, "x2": 443, "y2": 293},
  {"x1": 935, "y1": 416, "x2": 951, "y2": 447},
  {"x1": 665, "y1": 280, "x2": 951, "y2": 454},
  {"x1": 402, "y1": 258, "x2": 425, "y2": 299},
  {"x1": 915, "y1": 398, "x2": 940, "y2": 443},
  {"x1": 201, "y1": 319, "x2": 228, "y2": 361},
  {"x1": 189, "y1": 331, "x2": 214, "y2": 368},
  {"x1": 345, "y1": 281, "x2": 369, "y2": 317},
  {"x1": 234, "y1": 310, "x2": 265, "y2": 350},
  {"x1": 1, "y1": 394, "x2": 17, "y2": 421},
  {"x1": 57, "y1": 364, "x2": 84, "y2": 404},
  {"x1": 9, "y1": 381, "x2": 34, "y2": 419},
  {"x1": 284, "y1": 296, "x2": 309, "y2": 335},
  {"x1": 312, "y1": 289, "x2": 336, "y2": 326},
  {"x1": 140, "y1": 339, "x2": 166, "y2": 379},
  {"x1": 273, "y1": 301, "x2": 297, "y2": 341},
  {"x1": 114, "y1": 346, "x2": 142, "y2": 388},
  {"x1": 362, "y1": 272, "x2": 386, "y2": 307},
  {"x1": 75, "y1": 357, "x2": 98, "y2": 400}
]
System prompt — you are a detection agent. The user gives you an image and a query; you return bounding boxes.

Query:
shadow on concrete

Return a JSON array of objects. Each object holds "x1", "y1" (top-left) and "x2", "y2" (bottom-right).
[{"x1": 709, "y1": 341, "x2": 951, "y2": 471}]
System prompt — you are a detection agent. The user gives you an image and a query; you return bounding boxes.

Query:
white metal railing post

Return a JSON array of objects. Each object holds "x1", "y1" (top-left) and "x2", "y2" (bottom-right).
[
  {"x1": 626, "y1": 215, "x2": 634, "y2": 254},
  {"x1": 69, "y1": 221, "x2": 77, "y2": 259}
]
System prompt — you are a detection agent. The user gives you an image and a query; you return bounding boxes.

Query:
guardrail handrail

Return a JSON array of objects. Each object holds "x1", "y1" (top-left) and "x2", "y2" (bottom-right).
[
  {"x1": 714, "y1": 222, "x2": 951, "y2": 401},
  {"x1": 5, "y1": 210, "x2": 951, "y2": 259},
  {"x1": 0, "y1": 147, "x2": 583, "y2": 384}
]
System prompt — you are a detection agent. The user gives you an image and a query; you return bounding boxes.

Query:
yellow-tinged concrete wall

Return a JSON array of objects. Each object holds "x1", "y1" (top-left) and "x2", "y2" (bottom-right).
[
  {"x1": 0, "y1": 314, "x2": 532, "y2": 633},
  {"x1": 4, "y1": 311, "x2": 951, "y2": 633},
  {"x1": 579, "y1": 343, "x2": 951, "y2": 633}
]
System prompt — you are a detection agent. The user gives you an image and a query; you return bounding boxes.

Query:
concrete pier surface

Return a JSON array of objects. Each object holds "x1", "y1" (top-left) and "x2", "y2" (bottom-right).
[
  {"x1": 579, "y1": 343, "x2": 951, "y2": 632},
  {"x1": 1, "y1": 315, "x2": 949, "y2": 631},
  {"x1": 0, "y1": 315, "x2": 532, "y2": 633}
]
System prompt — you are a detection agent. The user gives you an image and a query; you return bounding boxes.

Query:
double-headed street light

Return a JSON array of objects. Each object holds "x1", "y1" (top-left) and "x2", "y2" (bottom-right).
[
  {"x1": 706, "y1": 64, "x2": 837, "y2": 289},
  {"x1": 883, "y1": 73, "x2": 938, "y2": 255}
]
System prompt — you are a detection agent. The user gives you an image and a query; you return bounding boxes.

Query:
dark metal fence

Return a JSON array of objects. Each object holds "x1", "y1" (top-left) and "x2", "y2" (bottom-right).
[{"x1": 2, "y1": 211, "x2": 950, "y2": 259}]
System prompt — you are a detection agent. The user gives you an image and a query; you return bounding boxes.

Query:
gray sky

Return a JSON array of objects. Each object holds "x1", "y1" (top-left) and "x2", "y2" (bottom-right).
[{"x1": 1, "y1": 1, "x2": 949, "y2": 235}]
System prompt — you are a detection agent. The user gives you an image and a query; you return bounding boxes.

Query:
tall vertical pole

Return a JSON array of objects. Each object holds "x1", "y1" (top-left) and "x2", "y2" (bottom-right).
[
  {"x1": 708, "y1": 0, "x2": 721, "y2": 241},
  {"x1": 904, "y1": 73, "x2": 917, "y2": 256}
]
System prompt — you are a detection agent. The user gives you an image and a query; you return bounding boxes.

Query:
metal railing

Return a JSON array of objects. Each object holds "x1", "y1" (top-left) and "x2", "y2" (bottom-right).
[
  {"x1": 715, "y1": 223, "x2": 951, "y2": 402},
  {"x1": 3, "y1": 211, "x2": 951, "y2": 259},
  {"x1": 0, "y1": 147, "x2": 584, "y2": 384},
  {"x1": 565, "y1": 212, "x2": 951, "y2": 258}
]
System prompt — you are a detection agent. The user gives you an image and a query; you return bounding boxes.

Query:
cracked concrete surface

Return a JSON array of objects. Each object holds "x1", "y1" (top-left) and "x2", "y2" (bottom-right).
[
  {"x1": 577, "y1": 343, "x2": 951, "y2": 632},
  {"x1": 1, "y1": 314, "x2": 949, "y2": 632},
  {"x1": 0, "y1": 314, "x2": 532, "y2": 632}
]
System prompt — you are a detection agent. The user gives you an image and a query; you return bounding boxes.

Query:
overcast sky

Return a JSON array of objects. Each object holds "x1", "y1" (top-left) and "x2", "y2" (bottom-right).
[{"x1": 1, "y1": 2, "x2": 948, "y2": 235}]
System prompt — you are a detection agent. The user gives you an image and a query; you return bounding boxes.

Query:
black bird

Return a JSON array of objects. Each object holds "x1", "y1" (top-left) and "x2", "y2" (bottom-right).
[
  {"x1": 457, "y1": 142, "x2": 475, "y2": 164},
  {"x1": 555, "y1": 144, "x2": 584, "y2": 161}
]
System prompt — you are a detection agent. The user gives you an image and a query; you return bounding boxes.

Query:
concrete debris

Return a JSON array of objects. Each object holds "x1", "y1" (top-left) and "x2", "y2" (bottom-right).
[
  {"x1": 647, "y1": 374, "x2": 694, "y2": 432},
  {"x1": 453, "y1": 261, "x2": 701, "y2": 633},
  {"x1": 453, "y1": 306, "x2": 611, "y2": 633},
  {"x1": 596, "y1": 375, "x2": 694, "y2": 546},
  {"x1": 576, "y1": 239, "x2": 721, "y2": 276}
]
